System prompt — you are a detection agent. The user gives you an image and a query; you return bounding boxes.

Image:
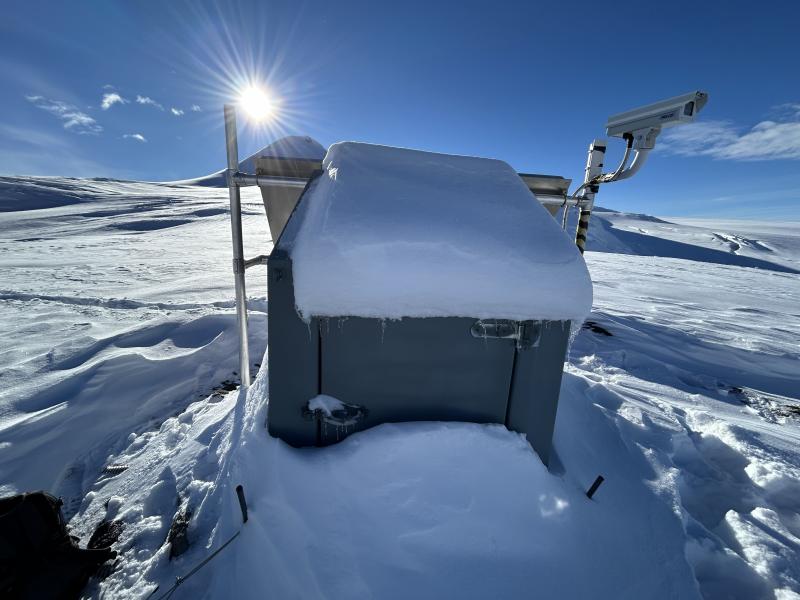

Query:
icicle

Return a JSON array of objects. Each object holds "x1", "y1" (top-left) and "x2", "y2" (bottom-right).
[{"x1": 379, "y1": 319, "x2": 387, "y2": 344}]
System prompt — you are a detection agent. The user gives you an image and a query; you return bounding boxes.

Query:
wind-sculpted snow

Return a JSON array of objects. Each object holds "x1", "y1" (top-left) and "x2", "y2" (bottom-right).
[
  {"x1": 0, "y1": 178, "x2": 270, "y2": 500},
  {"x1": 570, "y1": 253, "x2": 800, "y2": 598},
  {"x1": 0, "y1": 175, "x2": 798, "y2": 599},
  {"x1": 585, "y1": 208, "x2": 800, "y2": 274},
  {"x1": 0, "y1": 313, "x2": 266, "y2": 496}
]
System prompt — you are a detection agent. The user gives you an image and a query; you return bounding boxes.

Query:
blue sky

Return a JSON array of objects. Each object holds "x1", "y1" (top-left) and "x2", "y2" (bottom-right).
[{"x1": 1, "y1": 0, "x2": 799, "y2": 218}]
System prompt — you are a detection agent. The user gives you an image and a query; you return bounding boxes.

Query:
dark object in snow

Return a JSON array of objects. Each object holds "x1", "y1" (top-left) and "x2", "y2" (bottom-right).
[
  {"x1": 586, "y1": 475, "x2": 605, "y2": 499},
  {"x1": 236, "y1": 485, "x2": 248, "y2": 523},
  {"x1": 0, "y1": 491, "x2": 116, "y2": 599},
  {"x1": 722, "y1": 384, "x2": 800, "y2": 420},
  {"x1": 219, "y1": 380, "x2": 238, "y2": 392},
  {"x1": 101, "y1": 464, "x2": 129, "y2": 476},
  {"x1": 87, "y1": 519, "x2": 124, "y2": 550},
  {"x1": 167, "y1": 508, "x2": 192, "y2": 559},
  {"x1": 779, "y1": 403, "x2": 800, "y2": 417},
  {"x1": 151, "y1": 488, "x2": 250, "y2": 599},
  {"x1": 92, "y1": 559, "x2": 119, "y2": 581},
  {"x1": 582, "y1": 320, "x2": 613, "y2": 336}
]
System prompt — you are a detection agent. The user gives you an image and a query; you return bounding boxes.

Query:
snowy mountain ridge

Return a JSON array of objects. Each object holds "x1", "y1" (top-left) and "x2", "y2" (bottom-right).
[
  {"x1": 170, "y1": 135, "x2": 326, "y2": 187},
  {"x1": 0, "y1": 175, "x2": 798, "y2": 599}
]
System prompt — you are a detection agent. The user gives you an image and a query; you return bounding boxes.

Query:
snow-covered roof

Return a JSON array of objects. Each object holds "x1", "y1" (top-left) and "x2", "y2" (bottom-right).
[{"x1": 289, "y1": 142, "x2": 593, "y2": 322}]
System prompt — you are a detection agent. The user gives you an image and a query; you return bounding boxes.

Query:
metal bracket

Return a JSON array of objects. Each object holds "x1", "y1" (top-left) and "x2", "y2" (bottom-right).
[
  {"x1": 516, "y1": 321, "x2": 542, "y2": 350},
  {"x1": 470, "y1": 320, "x2": 542, "y2": 350},
  {"x1": 244, "y1": 254, "x2": 269, "y2": 269}
]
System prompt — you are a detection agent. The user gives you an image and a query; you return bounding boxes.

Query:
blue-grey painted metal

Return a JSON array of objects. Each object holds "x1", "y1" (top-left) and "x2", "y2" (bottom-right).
[
  {"x1": 318, "y1": 316, "x2": 516, "y2": 444},
  {"x1": 266, "y1": 175, "x2": 572, "y2": 464},
  {"x1": 506, "y1": 321, "x2": 571, "y2": 464}
]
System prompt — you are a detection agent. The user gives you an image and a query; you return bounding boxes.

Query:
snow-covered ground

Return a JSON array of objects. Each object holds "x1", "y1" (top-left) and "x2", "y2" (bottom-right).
[{"x1": 0, "y1": 176, "x2": 798, "y2": 599}]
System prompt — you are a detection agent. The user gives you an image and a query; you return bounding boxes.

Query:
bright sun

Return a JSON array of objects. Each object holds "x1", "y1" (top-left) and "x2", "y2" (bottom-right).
[{"x1": 239, "y1": 85, "x2": 274, "y2": 121}]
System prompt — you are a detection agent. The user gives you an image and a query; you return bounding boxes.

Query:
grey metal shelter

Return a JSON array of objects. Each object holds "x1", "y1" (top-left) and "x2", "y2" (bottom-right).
[
  {"x1": 263, "y1": 155, "x2": 579, "y2": 465},
  {"x1": 220, "y1": 92, "x2": 709, "y2": 467}
]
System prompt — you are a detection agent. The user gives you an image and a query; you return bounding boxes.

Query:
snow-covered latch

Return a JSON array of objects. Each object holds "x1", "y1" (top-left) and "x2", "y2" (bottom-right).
[
  {"x1": 303, "y1": 395, "x2": 369, "y2": 445},
  {"x1": 304, "y1": 395, "x2": 368, "y2": 426}
]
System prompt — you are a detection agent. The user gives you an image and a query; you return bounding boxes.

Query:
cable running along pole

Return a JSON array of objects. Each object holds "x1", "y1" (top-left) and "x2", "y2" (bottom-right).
[{"x1": 574, "y1": 139, "x2": 606, "y2": 254}]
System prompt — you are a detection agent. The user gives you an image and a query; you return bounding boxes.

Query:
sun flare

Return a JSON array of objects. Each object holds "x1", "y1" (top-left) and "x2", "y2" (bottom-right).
[{"x1": 239, "y1": 85, "x2": 275, "y2": 121}]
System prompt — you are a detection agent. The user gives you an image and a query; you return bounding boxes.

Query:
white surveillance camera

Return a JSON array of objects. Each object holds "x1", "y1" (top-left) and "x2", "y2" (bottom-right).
[
  {"x1": 606, "y1": 91, "x2": 708, "y2": 148},
  {"x1": 569, "y1": 89, "x2": 709, "y2": 252}
]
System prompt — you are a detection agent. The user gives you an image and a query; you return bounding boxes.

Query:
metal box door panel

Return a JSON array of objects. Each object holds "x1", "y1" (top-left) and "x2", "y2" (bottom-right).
[
  {"x1": 505, "y1": 321, "x2": 571, "y2": 465},
  {"x1": 319, "y1": 317, "x2": 516, "y2": 442}
]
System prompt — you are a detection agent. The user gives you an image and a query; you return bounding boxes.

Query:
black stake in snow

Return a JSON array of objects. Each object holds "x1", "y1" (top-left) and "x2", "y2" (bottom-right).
[
  {"x1": 236, "y1": 485, "x2": 248, "y2": 523},
  {"x1": 586, "y1": 475, "x2": 605, "y2": 499}
]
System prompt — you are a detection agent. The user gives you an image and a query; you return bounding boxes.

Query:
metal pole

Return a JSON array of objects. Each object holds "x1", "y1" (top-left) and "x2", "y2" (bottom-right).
[
  {"x1": 575, "y1": 139, "x2": 606, "y2": 254},
  {"x1": 224, "y1": 104, "x2": 251, "y2": 388}
]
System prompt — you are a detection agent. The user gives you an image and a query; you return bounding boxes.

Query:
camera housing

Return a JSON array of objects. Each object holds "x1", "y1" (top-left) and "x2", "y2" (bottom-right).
[{"x1": 606, "y1": 91, "x2": 708, "y2": 148}]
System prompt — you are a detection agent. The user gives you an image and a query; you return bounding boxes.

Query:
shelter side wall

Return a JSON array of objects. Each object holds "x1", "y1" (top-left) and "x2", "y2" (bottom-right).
[
  {"x1": 506, "y1": 321, "x2": 571, "y2": 465},
  {"x1": 267, "y1": 250, "x2": 319, "y2": 446}
]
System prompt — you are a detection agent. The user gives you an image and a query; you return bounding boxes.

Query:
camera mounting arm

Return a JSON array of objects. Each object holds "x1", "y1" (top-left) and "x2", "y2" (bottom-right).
[{"x1": 571, "y1": 90, "x2": 708, "y2": 253}]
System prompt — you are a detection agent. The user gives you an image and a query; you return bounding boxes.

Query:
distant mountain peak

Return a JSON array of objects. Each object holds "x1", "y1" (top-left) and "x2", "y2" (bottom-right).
[{"x1": 175, "y1": 135, "x2": 327, "y2": 187}]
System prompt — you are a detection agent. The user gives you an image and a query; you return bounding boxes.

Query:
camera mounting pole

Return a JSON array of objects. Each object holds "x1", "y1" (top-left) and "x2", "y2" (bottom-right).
[
  {"x1": 570, "y1": 90, "x2": 708, "y2": 253},
  {"x1": 574, "y1": 140, "x2": 606, "y2": 254}
]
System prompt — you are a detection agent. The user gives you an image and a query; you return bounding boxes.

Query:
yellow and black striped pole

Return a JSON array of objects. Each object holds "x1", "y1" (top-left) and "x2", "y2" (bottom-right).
[{"x1": 575, "y1": 139, "x2": 606, "y2": 254}]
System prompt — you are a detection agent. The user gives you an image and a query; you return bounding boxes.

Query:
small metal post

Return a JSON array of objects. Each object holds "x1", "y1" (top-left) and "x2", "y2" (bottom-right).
[
  {"x1": 224, "y1": 104, "x2": 251, "y2": 388},
  {"x1": 575, "y1": 139, "x2": 606, "y2": 254},
  {"x1": 586, "y1": 475, "x2": 605, "y2": 499},
  {"x1": 235, "y1": 485, "x2": 248, "y2": 523}
]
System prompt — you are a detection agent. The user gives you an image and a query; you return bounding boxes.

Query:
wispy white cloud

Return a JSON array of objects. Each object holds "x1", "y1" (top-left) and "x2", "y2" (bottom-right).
[
  {"x1": 101, "y1": 92, "x2": 128, "y2": 110},
  {"x1": 25, "y1": 95, "x2": 102, "y2": 135},
  {"x1": 771, "y1": 103, "x2": 800, "y2": 119},
  {"x1": 123, "y1": 133, "x2": 147, "y2": 143},
  {"x1": 170, "y1": 107, "x2": 184, "y2": 116},
  {"x1": 0, "y1": 123, "x2": 119, "y2": 177},
  {"x1": 136, "y1": 95, "x2": 164, "y2": 111},
  {"x1": 660, "y1": 106, "x2": 800, "y2": 161},
  {"x1": 190, "y1": 104, "x2": 202, "y2": 112}
]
